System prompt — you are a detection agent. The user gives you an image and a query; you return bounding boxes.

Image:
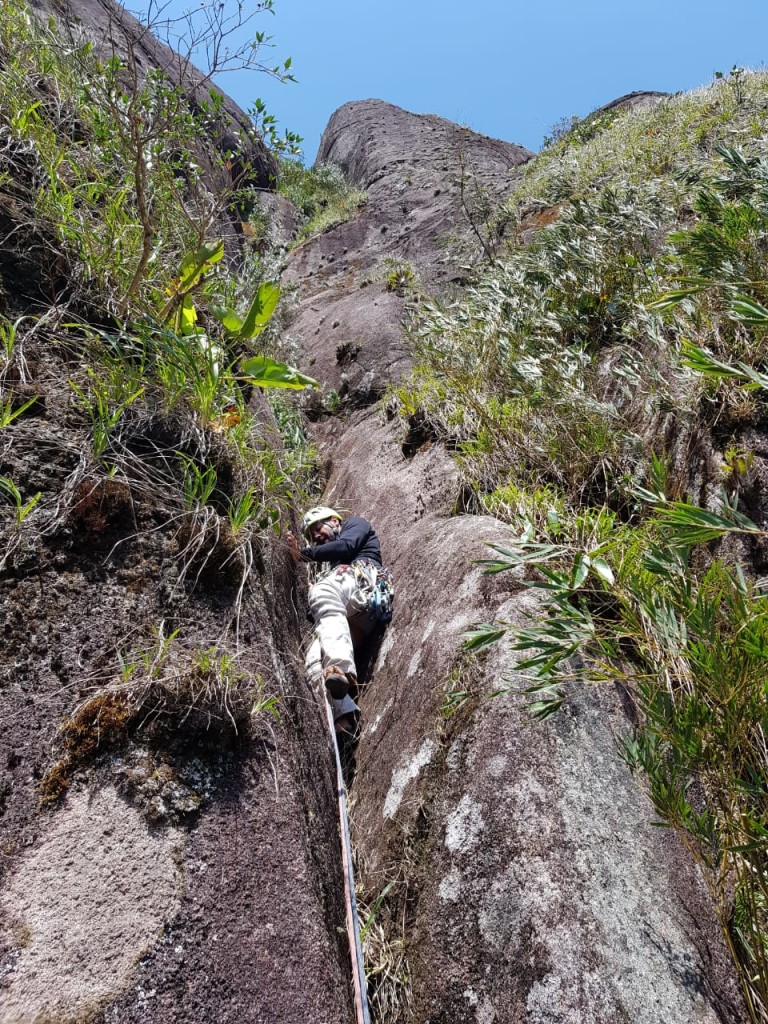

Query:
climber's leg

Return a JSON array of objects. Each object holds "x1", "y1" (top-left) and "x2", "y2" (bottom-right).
[
  {"x1": 308, "y1": 571, "x2": 359, "y2": 678},
  {"x1": 305, "y1": 635, "x2": 324, "y2": 688},
  {"x1": 306, "y1": 634, "x2": 360, "y2": 722}
]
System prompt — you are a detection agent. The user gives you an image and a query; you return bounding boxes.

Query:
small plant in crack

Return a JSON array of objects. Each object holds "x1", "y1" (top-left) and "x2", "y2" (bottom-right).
[
  {"x1": 0, "y1": 475, "x2": 41, "y2": 526},
  {"x1": 69, "y1": 367, "x2": 144, "y2": 459},
  {"x1": 0, "y1": 392, "x2": 37, "y2": 427},
  {"x1": 383, "y1": 257, "x2": 417, "y2": 295},
  {"x1": 227, "y1": 486, "x2": 262, "y2": 535},
  {"x1": 357, "y1": 874, "x2": 412, "y2": 1022},
  {"x1": 0, "y1": 316, "x2": 24, "y2": 368},
  {"x1": 177, "y1": 452, "x2": 217, "y2": 509},
  {"x1": 437, "y1": 655, "x2": 481, "y2": 721}
]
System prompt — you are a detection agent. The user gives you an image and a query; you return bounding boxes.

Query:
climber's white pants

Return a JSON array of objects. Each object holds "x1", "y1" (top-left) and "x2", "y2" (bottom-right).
[
  {"x1": 308, "y1": 569, "x2": 361, "y2": 677},
  {"x1": 305, "y1": 569, "x2": 366, "y2": 722}
]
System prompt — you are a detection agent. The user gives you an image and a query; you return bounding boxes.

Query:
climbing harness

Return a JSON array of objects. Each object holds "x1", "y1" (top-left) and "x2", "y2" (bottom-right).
[
  {"x1": 324, "y1": 697, "x2": 371, "y2": 1024},
  {"x1": 342, "y1": 560, "x2": 395, "y2": 625}
]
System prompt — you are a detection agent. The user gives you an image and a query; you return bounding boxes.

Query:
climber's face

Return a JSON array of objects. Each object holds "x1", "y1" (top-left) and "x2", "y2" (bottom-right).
[{"x1": 309, "y1": 517, "x2": 340, "y2": 543}]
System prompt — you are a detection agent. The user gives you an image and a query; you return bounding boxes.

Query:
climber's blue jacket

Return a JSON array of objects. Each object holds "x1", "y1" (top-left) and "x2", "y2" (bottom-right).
[{"x1": 300, "y1": 516, "x2": 382, "y2": 568}]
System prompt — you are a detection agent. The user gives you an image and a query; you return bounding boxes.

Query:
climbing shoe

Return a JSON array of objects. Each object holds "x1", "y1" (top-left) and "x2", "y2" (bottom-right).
[{"x1": 324, "y1": 666, "x2": 349, "y2": 700}]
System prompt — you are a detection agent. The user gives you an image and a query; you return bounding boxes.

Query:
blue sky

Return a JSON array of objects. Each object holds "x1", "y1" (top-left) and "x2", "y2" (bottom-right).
[{"x1": 138, "y1": 0, "x2": 768, "y2": 162}]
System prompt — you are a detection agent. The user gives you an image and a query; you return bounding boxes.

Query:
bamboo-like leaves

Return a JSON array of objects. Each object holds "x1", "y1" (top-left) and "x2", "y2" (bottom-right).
[
  {"x1": 647, "y1": 281, "x2": 710, "y2": 311},
  {"x1": 681, "y1": 340, "x2": 768, "y2": 390},
  {"x1": 730, "y1": 294, "x2": 768, "y2": 324},
  {"x1": 462, "y1": 623, "x2": 509, "y2": 652},
  {"x1": 653, "y1": 497, "x2": 762, "y2": 545}
]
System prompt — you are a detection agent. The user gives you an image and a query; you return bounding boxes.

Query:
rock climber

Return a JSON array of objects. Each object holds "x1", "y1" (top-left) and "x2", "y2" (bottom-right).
[{"x1": 287, "y1": 506, "x2": 393, "y2": 735}]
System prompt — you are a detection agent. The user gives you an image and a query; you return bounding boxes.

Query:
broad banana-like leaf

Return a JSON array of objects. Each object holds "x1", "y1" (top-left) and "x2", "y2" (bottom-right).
[
  {"x1": 241, "y1": 355, "x2": 318, "y2": 390},
  {"x1": 237, "y1": 281, "x2": 280, "y2": 340},
  {"x1": 211, "y1": 306, "x2": 244, "y2": 334},
  {"x1": 174, "y1": 294, "x2": 198, "y2": 336},
  {"x1": 178, "y1": 240, "x2": 224, "y2": 292}
]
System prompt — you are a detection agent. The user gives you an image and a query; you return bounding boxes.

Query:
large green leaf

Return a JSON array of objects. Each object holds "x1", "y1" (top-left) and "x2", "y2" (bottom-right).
[
  {"x1": 241, "y1": 355, "x2": 318, "y2": 390},
  {"x1": 237, "y1": 281, "x2": 280, "y2": 340},
  {"x1": 174, "y1": 294, "x2": 198, "y2": 336},
  {"x1": 211, "y1": 306, "x2": 244, "y2": 334},
  {"x1": 178, "y1": 240, "x2": 224, "y2": 292}
]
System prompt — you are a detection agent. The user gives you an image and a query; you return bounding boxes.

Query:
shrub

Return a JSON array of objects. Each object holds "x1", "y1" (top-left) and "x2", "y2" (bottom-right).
[
  {"x1": 465, "y1": 485, "x2": 768, "y2": 1023},
  {"x1": 278, "y1": 158, "x2": 367, "y2": 241}
]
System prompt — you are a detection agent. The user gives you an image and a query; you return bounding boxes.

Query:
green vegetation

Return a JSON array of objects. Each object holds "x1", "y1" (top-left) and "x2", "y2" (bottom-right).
[
  {"x1": 277, "y1": 157, "x2": 367, "y2": 241},
  {"x1": 391, "y1": 70, "x2": 768, "y2": 1020},
  {"x1": 359, "y1": 878, "x2": 411, "y2": 1023},
  {"x1": 383, "y1": 257, "x2": 419, "y2": 295},
  {"x1": 513, "y1": 66, "x2": 768, "y2": 208},
  {"x1": 0, "y1": 475, "x2": 41, "y2": 526},
  {"x1": 465, "y1": 486, "x2": 768, "y2": 1021},
  {"x1": 0, "y1": 0, "x2": 319, "y2": 595},
  {"x1": 542, "y1": 107, "x2": 621, "y2": 149}
]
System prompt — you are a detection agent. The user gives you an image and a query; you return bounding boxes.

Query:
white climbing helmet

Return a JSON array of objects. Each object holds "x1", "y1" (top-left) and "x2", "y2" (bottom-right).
[{"x1": 302, "y1": 506, "x2": 342, "y2": 535}]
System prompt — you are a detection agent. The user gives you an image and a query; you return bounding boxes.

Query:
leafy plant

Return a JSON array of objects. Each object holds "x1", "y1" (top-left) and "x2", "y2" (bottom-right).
[
  {"x1": 69, "y1": 370, "x2": 144, "y2": 459},
  {"x1": 383, "y1": 258, "x2": 417, "y2": 295},
  {"x1": 0, "y1": 475, "x2": 41, "y2": 525},
  {"x1": 715, "y1": 66, "x2": 748, "y2": 106},
  {"x1": 466, "y1": 486, "x2": 768, "y2": 1020},
  {"x1": 0, "y1": 315, "x2": 25, "y2": 366},
  {"x1": 226, "y1": 487, "x2": 260, "y2": 535},
  {"x1": 240, "y1": 354, "x2": 318, "y2": 390},
  {"x1": 0, "y1": 392, "x2": 37, "y2": 428},
  {"x1": 277, "y1": 158, "x2": 367, "y2": 241},
  {"x1": 177, "y1": 453, "x2": 217, "y2": 510},
  {"x1": 44, "y1": 625, "x2": 281, "y2": 805}
]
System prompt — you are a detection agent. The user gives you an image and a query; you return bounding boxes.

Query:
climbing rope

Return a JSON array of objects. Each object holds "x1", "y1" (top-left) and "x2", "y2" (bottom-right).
[{"x1": 324, "y1": 698, "x2": 371, "y2": 1024}]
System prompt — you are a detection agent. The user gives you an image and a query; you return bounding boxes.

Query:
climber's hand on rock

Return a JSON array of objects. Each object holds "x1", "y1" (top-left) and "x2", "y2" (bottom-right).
[{"x1": 286, "y1": 531, "x2": 300, "y2": 564}]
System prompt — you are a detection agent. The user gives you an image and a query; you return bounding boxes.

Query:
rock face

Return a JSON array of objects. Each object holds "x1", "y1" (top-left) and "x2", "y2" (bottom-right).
[
  {"x1": 0, "y1": 385, "x2": 354, "y2": 1022},
  {"x1": 284, "y1": 100, "x2": 532, "y2": 411},
  {"x1": 0, "y1": 5, "x2": 350, "y2": 1023},
  {"x1": 597, "y1": 90, "x2": 669, "y2": 114},
  {"x1": 284, "y1": 102, "x2": 746, "y2": 1022},
  {"x1": 0, "y1": 26, "x2": 747, "y2": 1017}
]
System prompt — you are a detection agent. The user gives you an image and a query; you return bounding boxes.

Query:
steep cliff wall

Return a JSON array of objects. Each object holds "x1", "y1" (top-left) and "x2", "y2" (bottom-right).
[
  {"x1": 284, "y1": 100, "x2": 745, "y2": 1023},
  {"x1": 0, "y1": 11, "x2": 751, "y2": 1019},
  {"x1": 0, "y1": 5, "x2": 354, "y2": 1022}
]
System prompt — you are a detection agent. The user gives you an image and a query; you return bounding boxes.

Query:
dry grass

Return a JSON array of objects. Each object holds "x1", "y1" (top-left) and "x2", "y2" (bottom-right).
[{"x1": 358, "y1": 877, "x2": 412, "y2": 1024}]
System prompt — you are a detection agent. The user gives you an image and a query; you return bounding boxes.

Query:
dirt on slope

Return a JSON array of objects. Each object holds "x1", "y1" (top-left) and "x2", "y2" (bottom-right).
[{"x1": 283, "y1": 100, "x2": 746, "y2": 1023}]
